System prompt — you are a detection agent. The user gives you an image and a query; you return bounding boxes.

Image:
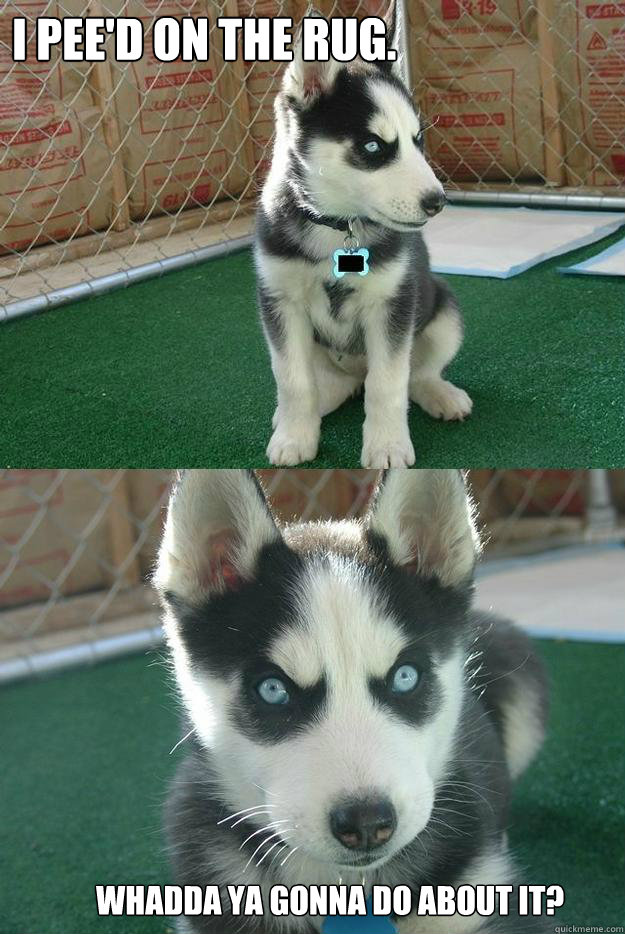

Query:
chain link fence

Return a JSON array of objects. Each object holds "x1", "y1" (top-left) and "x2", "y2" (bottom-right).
[
  {"x1": 1, "y1": 1, "x2": 623, "y2": 317},
  {"x1": 1, "y1": 468, "x2": 624, "y2": 682}
]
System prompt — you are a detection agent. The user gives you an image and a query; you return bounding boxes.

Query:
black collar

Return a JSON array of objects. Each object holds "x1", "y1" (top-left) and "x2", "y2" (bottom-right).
[{"x1": 298, "y1": 207, "x2": 379, "y2": 233}]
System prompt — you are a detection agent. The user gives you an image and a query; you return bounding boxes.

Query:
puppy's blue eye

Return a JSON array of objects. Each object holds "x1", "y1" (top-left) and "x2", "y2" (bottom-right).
[
  {"x1": 391, "y1": 664, "x2": 419, "y2": 694},
  {"x1": 257, "y1": 677, "x2": 290, "y2": 705},
  {"x1": 364, "y1": 140, "x2": 381, "y2": 153}
]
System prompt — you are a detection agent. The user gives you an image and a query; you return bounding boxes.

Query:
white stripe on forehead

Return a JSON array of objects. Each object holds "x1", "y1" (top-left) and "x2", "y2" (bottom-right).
[
  {"x1": 366, "y1": 77, "x2": 420, "y2": 143},
  {"x1": 268, "y1": 555, "x2": 409, "y2": 688}
]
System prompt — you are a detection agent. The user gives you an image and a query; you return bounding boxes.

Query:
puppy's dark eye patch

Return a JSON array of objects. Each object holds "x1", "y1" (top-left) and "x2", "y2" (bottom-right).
[
  {"x1": 233, "y1": 663, "x2": 327, "y2": 744},
  {"x1": 369, "y1": 651, "x2": 438, "y2": 725},
  {"x1": 350, "y1": 134, "x2": 399, "y2": 170}
]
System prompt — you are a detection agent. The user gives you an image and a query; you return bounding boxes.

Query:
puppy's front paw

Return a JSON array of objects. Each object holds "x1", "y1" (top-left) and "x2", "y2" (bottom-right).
[
  {"x1": 361, "y1": 426, "x2": 415, "y2": 468},
  {"x1": 267, "y1": 420, "x2": 320, "y2": 465},
  {"x1": 411, "y1": 378, "x2": 473, "y2": 421}
]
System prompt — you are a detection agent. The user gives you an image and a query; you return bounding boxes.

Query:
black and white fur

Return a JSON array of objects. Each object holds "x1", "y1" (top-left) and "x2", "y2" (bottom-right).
[
  {"x1": 155, "y1": 469, "x2": 549, "y2": 934},
  {"x1": 255, "y1": 4, "x2": 472, "y2": 467}
]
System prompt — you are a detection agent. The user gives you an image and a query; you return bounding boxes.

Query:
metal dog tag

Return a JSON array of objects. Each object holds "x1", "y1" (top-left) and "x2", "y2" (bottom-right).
[
  {"x1": 332, "y1": 218, "x2": 370, "y2": 279},
  {"x1": 333, "y1": 247, "x2": 370, "y2": 278}
]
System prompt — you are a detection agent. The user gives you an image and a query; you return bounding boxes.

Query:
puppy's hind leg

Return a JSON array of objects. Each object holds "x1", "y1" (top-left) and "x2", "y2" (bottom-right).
[
  {"x1": 410, "y1": 301, "x2": 473, "y2": 421},
  {"x1": 313, "y1": 345, "x2": 364, "y2": 417}
]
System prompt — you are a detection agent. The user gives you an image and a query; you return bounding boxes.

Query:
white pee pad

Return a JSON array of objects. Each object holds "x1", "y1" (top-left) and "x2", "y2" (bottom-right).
[
  {"x1": 422, "y1": 205, "x2": 625, "y2": 278},
  {"x1": 559, "y1": 235, "x2": 625, "y2": 277}
]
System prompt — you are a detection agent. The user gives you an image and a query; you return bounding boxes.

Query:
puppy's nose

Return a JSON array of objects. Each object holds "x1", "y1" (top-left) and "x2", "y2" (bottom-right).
[
  {"x1": 330, "y1": 797, "x2": 396, "y2": 850},
  {"x1": 421, "y1": 190, "x2": 446, "y2": 217}
]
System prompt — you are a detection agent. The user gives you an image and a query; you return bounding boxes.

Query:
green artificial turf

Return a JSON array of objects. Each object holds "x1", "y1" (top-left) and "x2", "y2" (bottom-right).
[
  {"x1": 2, "y1": 229, "x2": 624, "y2": 468},
  {"x1": 1, "y1": 639, "x2": 624, "y2": 934}
]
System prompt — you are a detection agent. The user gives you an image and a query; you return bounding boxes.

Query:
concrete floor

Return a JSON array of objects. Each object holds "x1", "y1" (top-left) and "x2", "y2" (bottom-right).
[{"x1": 476, "y1": 544, "x2": 625, "y2": 642}]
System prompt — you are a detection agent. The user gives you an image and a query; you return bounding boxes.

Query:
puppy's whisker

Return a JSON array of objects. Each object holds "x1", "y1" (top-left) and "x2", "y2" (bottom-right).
[
  {"x1": 230, "y1": 810, "x2": 278, "y2": 829},
  {"x1": 419, "y1": 115, "x2": 439, "y2": 133},
  {"x1": 251, "y1": 782, "x2": 281, "y2": 799},
  {"x1": 428, "y1": 815, "x2": 470, "y2": 838},
  {"x1": 223, "y1": 808, "x2": 277, "y2": 829},
  {"x1": 280, "y1": 845, "x2": 300, "y2": 868},
  {"x1": 267, "y1": 842, "x2": 291, "y2": 870},
  {"x1": 433, "y1": 805, "x2": 478, "y2": 822},
  {"x1": 256, "y1": 835, "x2": 292, "y2": 868},
  {"x1": 169, "y1": 728, "x2": 194, "y2": 756},
  {"x1": 244, "y1": 831, "x2": 287, "y2": 872},
  {"x1": 239, "y1": 820, "x2": 290, "y2": 850},
  {"x1": 217, "y1": 804, "x2": 277, "y2": 825}
]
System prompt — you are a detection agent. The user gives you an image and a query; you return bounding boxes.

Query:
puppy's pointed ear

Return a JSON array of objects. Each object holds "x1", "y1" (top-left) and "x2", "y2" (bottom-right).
[
  {"x1": 283, "y1": 13, "x2": 340, "y2": 104},
  {"x1": 154, "y1": 470, "x2": 280, "y2": 604},
  {"x1": 364, "y1": 0, "x2": 403, "y2": 81},
  {"x1": 366, "y1": 470, "x2": 480, "y2": 587}
]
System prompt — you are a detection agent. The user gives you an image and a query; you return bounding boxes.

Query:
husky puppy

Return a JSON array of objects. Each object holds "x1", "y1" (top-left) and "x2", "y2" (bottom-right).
[
  {"x1": 255, "y1": 3, "x2": 473, "y2": 467},
  {"x1": 155, "y1": 469, "x2": 549, "y2": 934}
]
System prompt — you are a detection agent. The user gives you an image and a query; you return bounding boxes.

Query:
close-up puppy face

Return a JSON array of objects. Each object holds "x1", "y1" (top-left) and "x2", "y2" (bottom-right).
[
  {"x1": 285, "y1": 68, "x2": 446, "y2": 230},
  {"x1": 156, "y1": 470, "x2": 478, "y2": 870},
  {"x1": 276, "y1": 3, "x2": 446, "y2": 230}
]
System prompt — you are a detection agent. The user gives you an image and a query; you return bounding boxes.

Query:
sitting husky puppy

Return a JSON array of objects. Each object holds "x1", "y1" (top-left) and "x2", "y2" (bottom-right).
[
  {"x1": 155, "y1": 469, "x2": 549, "y2": 934},
  {"x1": 255, "y1": 3, "x2": 472, "y2": 467}
]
